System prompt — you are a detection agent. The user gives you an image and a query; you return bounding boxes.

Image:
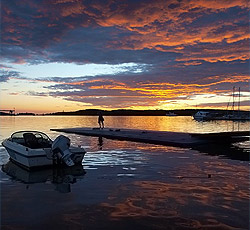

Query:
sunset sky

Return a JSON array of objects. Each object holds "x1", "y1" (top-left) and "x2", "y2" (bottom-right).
[{"x1": 1, "y1": 0, "x2": 250, "y2": 113}]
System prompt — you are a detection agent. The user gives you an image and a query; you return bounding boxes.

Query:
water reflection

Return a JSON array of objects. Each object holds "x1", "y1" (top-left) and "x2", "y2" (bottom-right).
[
  {"x1": 1, "y1": 161, "x2": 86, "y2": 193},
  {"x1": 101, "y1": 166, "x2": 249, "y2": 229},
  {"x1": 84, "y1": 149, "x2": 147, "y2": 170},
  {"x1": 0, "y1": 116, "x2": 249, "y2": 229},
  {"x1": 194, "y1": 118, "x2": 249, "y2": 132},
  {"x1": 98, "y1": 136, "x2": 103, "y2": 150},
  {"x1": 91, "y1": 134, "x2": 249, "y2": 161},
  {"x1": 192, "y1": 142, "x2": 249, "y2": 161},
  {"x1": 0, "y1": 116, "x2": 249, "y2": 138}
]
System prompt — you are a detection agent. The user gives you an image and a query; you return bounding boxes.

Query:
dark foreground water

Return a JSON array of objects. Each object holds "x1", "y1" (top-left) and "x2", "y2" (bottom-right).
[{"x1": 0, "y1": 116, "x2": 249, "y2": 229}]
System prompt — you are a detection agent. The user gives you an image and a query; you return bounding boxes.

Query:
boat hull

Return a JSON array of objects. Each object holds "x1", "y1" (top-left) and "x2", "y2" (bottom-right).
[
  {"x1": 2, "y1": 139, "x2": 85, "y2": 169},
  {"x1": 193, "y1": 111, "x2": 212, "y2": 121}
]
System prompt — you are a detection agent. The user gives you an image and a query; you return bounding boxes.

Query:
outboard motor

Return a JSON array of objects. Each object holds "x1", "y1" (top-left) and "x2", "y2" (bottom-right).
[{"x1": 52, "y1": 135, "x2": 74, "y2": 166}]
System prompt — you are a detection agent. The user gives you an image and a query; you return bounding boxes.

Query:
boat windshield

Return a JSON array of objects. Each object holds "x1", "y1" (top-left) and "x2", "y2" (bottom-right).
[{"x1": 11, "y1": 131, "x2": 52, "y2": 142}]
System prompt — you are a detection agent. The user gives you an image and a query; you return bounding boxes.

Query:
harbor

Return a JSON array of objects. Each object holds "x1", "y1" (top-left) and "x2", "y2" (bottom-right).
[
  {"x1": 1, "y1": 116, "x2": 250, "y2": 230},
  {"x1": 1, "y1": 116, "x2": 250, "y2": 229}
]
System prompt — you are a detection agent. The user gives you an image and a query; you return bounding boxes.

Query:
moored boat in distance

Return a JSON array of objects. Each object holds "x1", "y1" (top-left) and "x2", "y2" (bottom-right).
[
  {"x1": 194, "y1": 87, "x2": 250, "y2": 121},
  {"x1": 193, "y1": 111, "x2": 222, "y2": 121},
  {"x1": 220, "y1": 87, "x2": 250, "y2": 121},
  {"x1": 166, "y1": 112, "x2": 178, "y2": 116},
  {"x1": 193, "y1": 110, "x2": 249, "y2": 121},
  {"x1": 193, "y1": 111, "x2": 210, "y2": 120},
  {"x1": 2, "y1": 131, "x2": 86, "y2": 169},
  {"x1": 221, "y1": 113, "x2": 250, "y2": 121}
]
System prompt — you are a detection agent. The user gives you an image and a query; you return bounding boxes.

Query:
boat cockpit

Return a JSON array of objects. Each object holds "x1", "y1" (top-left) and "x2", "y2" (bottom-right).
[{"x1": 10, "y1": 131, "x2": 52, "y2": 149}]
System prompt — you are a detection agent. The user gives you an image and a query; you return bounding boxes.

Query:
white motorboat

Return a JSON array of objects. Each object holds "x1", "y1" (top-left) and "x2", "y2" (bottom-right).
[
  {"x1": 2, "y1": 131, "x2": 86, "y2": 169},
  {"x1": 193, "y1": 111, "x2": 212, "y2": 120}
]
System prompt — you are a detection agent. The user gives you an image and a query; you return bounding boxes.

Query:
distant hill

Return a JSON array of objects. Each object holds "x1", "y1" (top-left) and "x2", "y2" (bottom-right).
[
  {"x1": 0, "y1": 112, "x2": 35, "y2": 116},
  {"x1": 0, "y1": 112, "x2": 12, "y2": 116},
  {"x1": 45, "y1": 109, "x2": 249, "y2": 116},
  {"x1": 17, "y1": 112, "x2": 35, "y2": 116}
]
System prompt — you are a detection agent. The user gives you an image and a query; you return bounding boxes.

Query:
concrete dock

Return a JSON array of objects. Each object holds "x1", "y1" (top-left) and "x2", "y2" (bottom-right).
[{"x1": 51, "y1": 127, "x2": 249, "y2": 148}]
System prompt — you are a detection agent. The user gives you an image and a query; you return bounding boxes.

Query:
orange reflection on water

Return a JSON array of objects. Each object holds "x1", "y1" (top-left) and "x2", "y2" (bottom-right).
[
  {"x1": 101, "y1": 160, "x2": 249, "y2": 229},
  {"x1": 0, "y1": 116, "x2": 249, "y2": 138}
]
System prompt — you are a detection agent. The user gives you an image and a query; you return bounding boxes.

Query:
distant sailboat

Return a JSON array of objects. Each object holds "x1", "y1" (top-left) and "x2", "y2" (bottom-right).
[
  {"x1": 222, "y1": 87, "x2": 249, "y2": 121},
  {"x1": 193, "y1": 87, "x2": 249, "y2": 121}
]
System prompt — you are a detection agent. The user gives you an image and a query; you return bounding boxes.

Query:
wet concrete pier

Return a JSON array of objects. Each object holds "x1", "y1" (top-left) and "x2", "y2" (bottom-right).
[{"x1": 51, "y1": 127, "x2": 249, "y2": 148}]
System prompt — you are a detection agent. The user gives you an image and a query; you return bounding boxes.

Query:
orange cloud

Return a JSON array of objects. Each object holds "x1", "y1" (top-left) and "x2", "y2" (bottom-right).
[
  {"x1": 60, "y1": 2, "x2": 85, "y2": 17},
  {"x1": 3, "y1": 0, "x2": 249, "y2": 64},
  {"x1": 67, "y1": 75, "x2": 247, "y2": 100},
  {"x1": 193, "y1": 0, "x2": 249, "y2": 9},
  {"x1": 81, "y1": 0, "x2": 249, "y2": 63}
]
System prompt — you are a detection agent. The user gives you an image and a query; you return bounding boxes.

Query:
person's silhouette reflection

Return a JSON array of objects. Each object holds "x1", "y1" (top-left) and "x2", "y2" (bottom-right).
[{"x1": 98, "y1": 136, "x2": 103, "y2": 150}]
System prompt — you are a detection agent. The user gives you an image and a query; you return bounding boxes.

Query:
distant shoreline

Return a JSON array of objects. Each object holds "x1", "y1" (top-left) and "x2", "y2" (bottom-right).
[{"x1": 1, "y1": 109, "x2": 249, "y2": 116}]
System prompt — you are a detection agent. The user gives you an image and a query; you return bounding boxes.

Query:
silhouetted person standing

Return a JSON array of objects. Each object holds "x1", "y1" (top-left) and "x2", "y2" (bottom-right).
[{"x1": 98, "y1": 112, "x2": 104, "y2": 129}]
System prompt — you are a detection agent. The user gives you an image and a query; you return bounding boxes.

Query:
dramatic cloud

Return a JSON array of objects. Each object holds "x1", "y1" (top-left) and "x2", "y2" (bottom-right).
[
  {"x1": 2, "y1": 0, "x2": 249, "y2": 64},
  {"x1": 1, "y1": 0, "x2": 249, "y2": 111}
]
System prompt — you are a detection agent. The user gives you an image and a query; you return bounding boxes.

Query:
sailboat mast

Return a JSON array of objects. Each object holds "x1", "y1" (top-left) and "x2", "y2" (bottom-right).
[
  {"x1": 238, "y1": 87, "x2": 240, "y2": 115},
  {"x1": 232, "y1": 86, "x2": 235, "y2": 114}
]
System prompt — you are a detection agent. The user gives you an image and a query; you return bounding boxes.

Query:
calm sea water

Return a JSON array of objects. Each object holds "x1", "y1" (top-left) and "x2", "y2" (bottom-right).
[{"x1": 0, "y1": 116, "x2": 249, "y2": 229}]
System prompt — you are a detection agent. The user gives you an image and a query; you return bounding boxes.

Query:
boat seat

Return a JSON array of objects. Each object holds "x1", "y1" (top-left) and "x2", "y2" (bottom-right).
[{"x1": 23, "y1": 133, "x2": 39, "y2": 149}]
